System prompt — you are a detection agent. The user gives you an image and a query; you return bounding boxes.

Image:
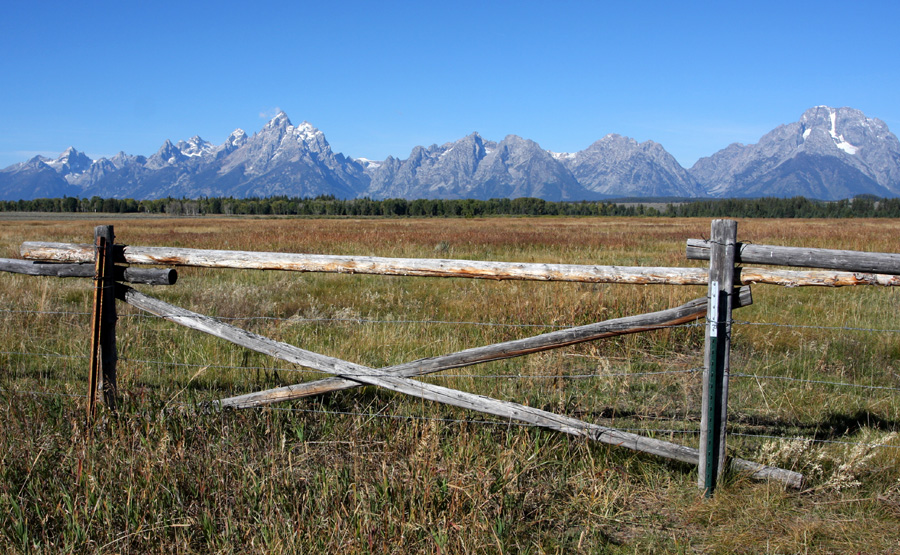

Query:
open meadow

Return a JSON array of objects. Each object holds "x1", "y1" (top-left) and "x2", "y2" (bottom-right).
[{"x1": 1, "y1": 215, "x2": 899, "y2": 553}]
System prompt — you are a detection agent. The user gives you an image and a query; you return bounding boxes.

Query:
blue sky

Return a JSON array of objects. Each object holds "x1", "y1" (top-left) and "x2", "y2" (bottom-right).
[{"x1": 1, "y1": 1, "x2": 898, "y2": 169}]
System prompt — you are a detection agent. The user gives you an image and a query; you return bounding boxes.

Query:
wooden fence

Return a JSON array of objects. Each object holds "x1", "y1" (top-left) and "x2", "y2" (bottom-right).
[{"x1": 6, "y1": 219, "x2": 900, "y2": 494}]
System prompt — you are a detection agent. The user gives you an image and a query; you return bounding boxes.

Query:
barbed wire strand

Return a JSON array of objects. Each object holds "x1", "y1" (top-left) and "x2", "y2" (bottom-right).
[
  {"x1": 9, "y1": 306, "x2": 900, "y2": 335},
  {"x1": 120, "y1": 357, "x2": 703, "y2": 380},
  {"x1": 733, "y1": 320, "x2": 900, "y2": 334},
  {"x1": 730, "y1": 432, "x2": 900, "y2": 450},
  {"x1": 0, "y1": 307, "x2": 635, "y2": 330},
  {"x1": 130, "y1": 313, "x2": 705, "y2": 331},
  {"x1": 5, "y1": 348, "x2": 898, "y2": 389},
  {"x1": 3, "y1": 306, "x2": 898, "y2": 453},
  {"x1": 0, "y1": 387, "x2": 86, "y2": 399},
  {"x1": 0, "y1": 307, "x2": 704, "y2": 331},
  {"x1": 5, "y1": 351, "x2": 898, "y2": 406},
  {"x1": 1, "y1": 348, "x2": 704, "y2": 379},
  {"x1": 263, "y1": 405, "x2": 702, "y2": 435},
  {"x1": 0, "y1": 309, "x2": 89, "y2": 317},
  {"x1": 1, "y1": 350, "x2": 88, "y2": 360},
  {"x1": 732, "y1": 373, "x2": 900, "y2": 392}
]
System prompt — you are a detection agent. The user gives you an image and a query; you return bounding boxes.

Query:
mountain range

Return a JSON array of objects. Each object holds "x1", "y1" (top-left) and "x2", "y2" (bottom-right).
[{"x1": 2, "y1": 106, "x2": 899, "y2": 201}]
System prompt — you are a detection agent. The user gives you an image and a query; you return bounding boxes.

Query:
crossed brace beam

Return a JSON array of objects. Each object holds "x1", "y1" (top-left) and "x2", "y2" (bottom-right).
[{"x1": 115, "y1": 284, "x2": 802, "y2": 488}]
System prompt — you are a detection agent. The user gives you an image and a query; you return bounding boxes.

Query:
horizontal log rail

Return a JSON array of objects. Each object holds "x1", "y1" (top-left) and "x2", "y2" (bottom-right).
[
  {"x1": 116, "y1": 284, "x2": 801, "y2": 488},
  {"x1": 23, "y1": 241, "x2": 705, "y2": 285},
  {"x1": 20, "y1": 242, "x2": 900, "y2": 287},
  {"x1": 215, "y1": 287, "x2": 752, "y2": 409},
  {"x1": 687, "y1": 239, "x2": 900, "y2": 275},
  {"x1": 0, "y1": 258, "x2": 176, "y2": 285}
]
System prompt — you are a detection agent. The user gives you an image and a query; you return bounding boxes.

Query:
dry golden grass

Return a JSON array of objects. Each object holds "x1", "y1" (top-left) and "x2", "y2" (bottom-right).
[{"x1": 1, "y1": 214, "x2": 899, "y2": 553}]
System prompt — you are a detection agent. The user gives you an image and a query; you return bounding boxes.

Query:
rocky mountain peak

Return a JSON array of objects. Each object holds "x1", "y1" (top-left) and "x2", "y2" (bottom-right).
[
  {"x1": 250, "y1": 113, "x2": 330, "y2": 159},
  {"x1": 176, "y1": 136, "x2": 214, "y2": 158},
  {"x1": 212, "y1": 129, "x2": 249, "y2": 160},
  {"x1": 21, "y1": 156, "x2": 50, "y2": 169},
  {"x1": 2, "y1": 105, "x2": 899, "y2": 202},
  {"x1": 796, "y1": 106, "x2": 866, "y2": 155},
  {"x1": 145, "y1": 139, "x2": 186, "y2": 169},
  {"x1": 565, "y1": 133, "x2": 703, "y2": 197},
  {"x1": 45, "y1": 147, "x2": 93, "y2": 176},
  {"x1": 290, "y1": 120, "x2": 329, "y2": 152},
  {"x1": 690, "y1": 106, "x2": 900, "y2": 199},
  {"x1": 265, "y1": 111, "x2": 292, "y2": 130},
  {"x1": 109, "y1": 151, "x2": 142, "y2": 169},
  {"x1": 228, "y1": 129, "x2": 247, "y2": 146}
]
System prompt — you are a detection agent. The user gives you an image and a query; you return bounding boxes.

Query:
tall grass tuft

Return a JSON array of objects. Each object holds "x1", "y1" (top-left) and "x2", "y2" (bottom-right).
[{"x1": 0, "y1": 215, "x2": 898, "y2": 552}]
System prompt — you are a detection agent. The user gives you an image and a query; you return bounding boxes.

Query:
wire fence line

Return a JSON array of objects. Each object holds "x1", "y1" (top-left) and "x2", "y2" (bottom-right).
[
  {"x1": 731, "y1": 373, "x2": 900, "y2": 393},
  {"x1": 1, "y1": 350, "x2": 88, "y2": 360},
  {"x1": 0, "y1": 307, "x2": 684, "y2": 330},
  {"x1": 731, "y1": 433, "x2": 900, "y2": 451},
  {"x1": 10, "y1": 306, "x2": 900, "y2": 336},
  {"x1": 2, "y1": 318, "x2": 897, "y2": 390},
  {"x1": 2, "y1": 304, "x2": 898, "y2": 457},
  {"x1": 0, "y1": 387, "x2": 87, "y2": 399},
  {"x1": 0, "y1": 308, "x2": 91, "y2": 318},
  {"x1": 8, "y1": 346, "x2": 898, "y2": 393},
  {"x1": 120, "y1": 356, "x2": 707, "y2": 380},
  {"x1": 0, "y1": 386, "x2": 702, "y2": 439},
  {"x1": 0, "y1": 348, "x2": 704, "y2": 381},
  {"x1": 264, "y1": 407, "x2": 900, "y2": 452},
  {"x1": 732, "y1": 319, "x2": 900, "y2": 334},
  {"x1": 264, "y1": 405, "x2": 706, "y2": 437}
]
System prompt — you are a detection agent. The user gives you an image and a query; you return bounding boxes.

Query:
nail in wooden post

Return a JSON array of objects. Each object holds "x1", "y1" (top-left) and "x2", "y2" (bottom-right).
[
  {"x1": 95, "y1": 225, "x2": 117, "y2": 411},
  {"x1": 699, "y1": 219, "x2": 737, "y2": 495}
]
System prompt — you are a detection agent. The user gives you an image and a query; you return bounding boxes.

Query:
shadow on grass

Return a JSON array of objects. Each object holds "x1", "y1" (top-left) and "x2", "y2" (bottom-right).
[{"x1": 734, "y1": 409, "x2": 899, "y2": 440}]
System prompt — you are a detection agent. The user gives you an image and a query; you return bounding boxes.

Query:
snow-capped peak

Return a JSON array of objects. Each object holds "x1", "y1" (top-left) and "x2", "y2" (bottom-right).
[
  {"x1": 44, "y1": 147, "x2": 93, "y2": 174},
  {"x1": 828, "y1": 108, "x2": 858, "y2": 155},
  {"x1": 293, "y1": 120, "x2": 325, "y2": 144},
  {"x1": 355, "y1": 157, "x2": 382, "y2": 169},
  {"x1": 229, "y1": 129, "x2": 247, "y2": 145},
  {"x1": 799, "y1": 106, "x2": 860, "y2": 155},
  {"x1": 176, "y1": 135, "x2": 214, "y2": 157},
  {"x1": 266, "y1": 111, "x2": 292, "y2": 129},
  {"x1": 260, "y1": 112, "x2": 327, "y2": 151},
  {"x1": 550, "y1": 151, "x2": 577, "y2": 161}
]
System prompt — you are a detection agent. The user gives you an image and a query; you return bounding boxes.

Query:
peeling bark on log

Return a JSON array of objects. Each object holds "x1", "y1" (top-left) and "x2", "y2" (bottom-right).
[
  {"x1": 22, "y1": 241, "x2": 900, "y2": 287},
  {"x1": 116, "y1": 285, "x2": 802, "y2": 488},
  {"x1": 734, "y1": 267, "x2": 900, "y2": 287},
  {"x1": 22, "y1": 242, "x2": 708, "y2": 285}
]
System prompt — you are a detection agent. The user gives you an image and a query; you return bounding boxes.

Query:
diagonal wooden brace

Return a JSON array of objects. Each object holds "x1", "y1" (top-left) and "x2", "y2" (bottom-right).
[
  {"x1": 215, "y1": 288, "x2": 752, "y2": 410},
  {"x1": 116, "y1": 285, "x2": 802, "y2": 488}
]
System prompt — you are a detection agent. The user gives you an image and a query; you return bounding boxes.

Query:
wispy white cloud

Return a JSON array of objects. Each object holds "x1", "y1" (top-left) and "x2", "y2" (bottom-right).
[{"x1": 258, "y1": 107, "x2": 283, "y2": 119}]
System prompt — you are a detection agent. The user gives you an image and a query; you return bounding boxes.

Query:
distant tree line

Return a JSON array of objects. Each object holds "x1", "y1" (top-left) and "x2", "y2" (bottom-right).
[
  {"x1": 0, "y1": 195, "x2": 644, "y2": 217},
  {"x1": 661, "y1": 195, "x2": 900, "y2": 218},
  {"x1": 2, "y1": 194, "x2": 900, "y2": 218}
]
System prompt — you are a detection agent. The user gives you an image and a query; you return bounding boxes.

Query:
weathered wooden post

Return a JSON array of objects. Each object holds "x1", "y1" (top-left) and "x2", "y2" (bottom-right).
[
  {"x1": 87, "y1": 225, "x2": 117, "y2": 420},
  {"x1": 699, "y1": 219, "x2": 737, "y2": 495}
]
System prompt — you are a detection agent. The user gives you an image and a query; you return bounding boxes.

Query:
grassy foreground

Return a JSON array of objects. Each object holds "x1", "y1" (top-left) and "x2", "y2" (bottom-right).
[{"x1": 1, "y1": 215, "x2": 899, "y2": 553}]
